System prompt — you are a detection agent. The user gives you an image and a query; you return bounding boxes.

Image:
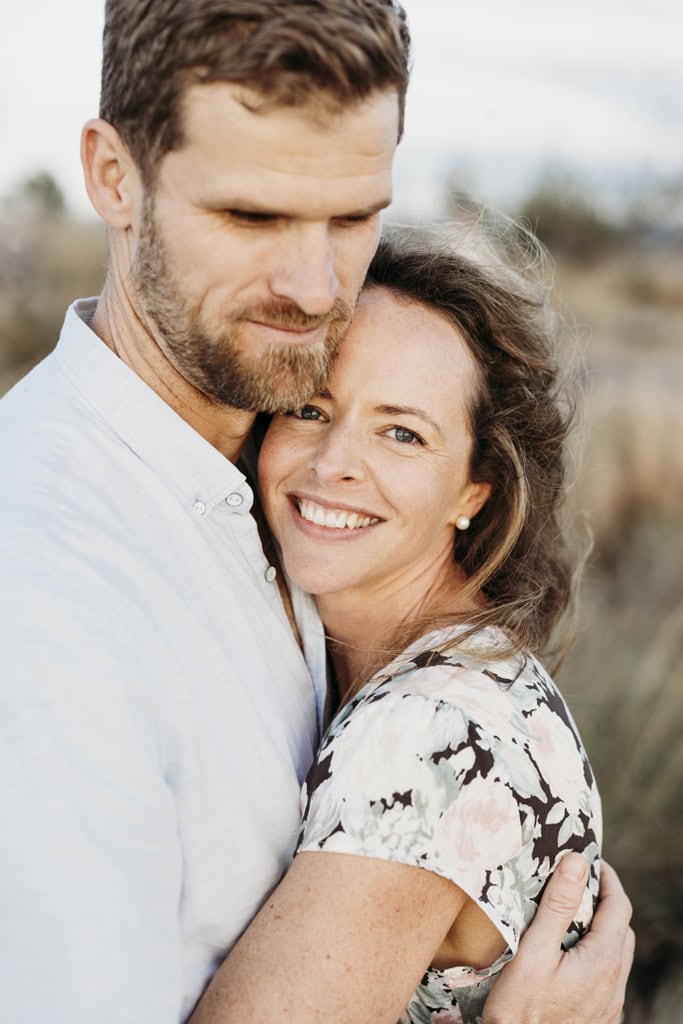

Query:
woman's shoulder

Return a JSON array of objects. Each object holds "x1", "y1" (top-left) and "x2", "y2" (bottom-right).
[
  {"x1": 334, "y1": 625, "x2": 599, "y2": 820},
  {"x1": 373, "y1": 624, "x2": 544, "y2": 685},
  {"x1": 350, "y1": 626, "x2": 563, "y2": 733}
]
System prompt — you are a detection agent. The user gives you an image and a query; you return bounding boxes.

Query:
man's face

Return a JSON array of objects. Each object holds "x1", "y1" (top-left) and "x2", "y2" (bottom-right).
[{"x1": 130, "y1": 84, "x2": 398, "y2": 413}]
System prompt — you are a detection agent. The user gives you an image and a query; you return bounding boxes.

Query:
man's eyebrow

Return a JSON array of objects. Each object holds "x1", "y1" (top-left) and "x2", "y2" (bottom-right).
[
  {"x1": 341, "y1": 196, "x2": 393, "y2": 217},
  {"x1": 213, "y1": 199, "x2": 280, "y2": 212},
  {"x1": 377, "y1": 404, "x2": 445, "y2": 439},
  {"x1": 216, "y1": 196, "x2": 392, "y2": 217}
]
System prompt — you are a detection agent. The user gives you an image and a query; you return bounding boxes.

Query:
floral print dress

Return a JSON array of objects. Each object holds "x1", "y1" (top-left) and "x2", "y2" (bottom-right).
[{"x1": 296, "y1": 627, "x2": 602, "y2": 1024}]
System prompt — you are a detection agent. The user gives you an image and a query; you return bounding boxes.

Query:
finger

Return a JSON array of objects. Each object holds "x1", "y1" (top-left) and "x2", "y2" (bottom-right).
[
  {"x1": 593, "y1": 922, "x2": 635, "y2": 1024},
  {"x1": 598, "y1": 860, "x2": 628, "y2": 901},
  {"x1": 586, "y1": 861, "x2": 633, "y2": 939},
  {"x1": 620, "y1": 926, "x2": 636, "y2": 986},
  {"x1": 599, "y1": 860, "x2": 623, "y2": 891},
  {"x1": 516, "y1": 853, "x2": 589, "y2": 963},
  {"x1": 573, "y1": 870, "x2": 635, "y2": 1024}
]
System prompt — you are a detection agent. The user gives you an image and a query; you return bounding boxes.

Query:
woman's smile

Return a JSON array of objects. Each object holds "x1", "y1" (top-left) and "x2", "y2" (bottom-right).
[{"x1": 293, "y1": 495, "x2": 382, "y2": 532}]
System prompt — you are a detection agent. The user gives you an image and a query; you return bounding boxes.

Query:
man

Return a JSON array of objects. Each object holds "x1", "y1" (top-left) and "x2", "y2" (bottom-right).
[{"x1": 0, "y1": 2, "x2": 632, "y2": 1022}]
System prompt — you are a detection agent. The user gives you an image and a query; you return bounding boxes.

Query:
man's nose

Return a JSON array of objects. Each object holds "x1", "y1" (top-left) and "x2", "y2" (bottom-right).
[{"x1": 269, "y1": 226, "x2": 340, "y2": 316}]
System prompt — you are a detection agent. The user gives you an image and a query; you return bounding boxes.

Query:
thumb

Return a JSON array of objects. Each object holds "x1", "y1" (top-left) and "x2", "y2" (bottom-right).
[{"x1": 520, "y1": 853, "x2": 589, "y2": 962}]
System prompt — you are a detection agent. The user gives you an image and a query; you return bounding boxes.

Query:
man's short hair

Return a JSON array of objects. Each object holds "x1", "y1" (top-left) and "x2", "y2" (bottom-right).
[{"x1": 100, "y1": 0, "x2": 411, "y2": 184}]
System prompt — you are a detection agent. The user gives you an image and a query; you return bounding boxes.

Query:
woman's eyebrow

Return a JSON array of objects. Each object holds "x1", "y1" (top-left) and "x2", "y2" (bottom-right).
[{"x1": 376, "y1": 404, "x2": 444, "y2": 440}]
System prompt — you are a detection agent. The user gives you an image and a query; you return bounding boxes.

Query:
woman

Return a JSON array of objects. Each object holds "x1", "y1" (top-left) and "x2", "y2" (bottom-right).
[{"x1": 195, "y1": 223, "x2": 601, "y2": 1023}]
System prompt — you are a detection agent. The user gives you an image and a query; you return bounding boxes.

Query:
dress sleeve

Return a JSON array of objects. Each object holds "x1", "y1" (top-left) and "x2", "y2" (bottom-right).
[{"x1": 297, "y1": 686, "x2": 524, "y2": 939}]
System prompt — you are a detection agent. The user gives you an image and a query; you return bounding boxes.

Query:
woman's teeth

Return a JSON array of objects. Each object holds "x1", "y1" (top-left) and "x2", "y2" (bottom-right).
[{"x1": 297, "y1": 499, "x2": 379, "y2": 530}]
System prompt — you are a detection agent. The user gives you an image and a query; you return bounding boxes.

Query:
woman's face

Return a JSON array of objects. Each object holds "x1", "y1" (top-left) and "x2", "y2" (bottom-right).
[{"x1": 258, "y1": 287, "x2": 491, "y2": 604}]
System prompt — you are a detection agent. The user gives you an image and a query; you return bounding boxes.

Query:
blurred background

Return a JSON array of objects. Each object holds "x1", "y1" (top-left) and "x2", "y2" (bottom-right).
[{"x1": 1, "y1": 2, "x2": 682, "y2": 1019}]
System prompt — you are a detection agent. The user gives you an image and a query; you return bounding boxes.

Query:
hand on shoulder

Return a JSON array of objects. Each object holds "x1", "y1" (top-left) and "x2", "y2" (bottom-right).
[{"x1": 483, "y1": 854, "x2": 634, "y2": 1024}]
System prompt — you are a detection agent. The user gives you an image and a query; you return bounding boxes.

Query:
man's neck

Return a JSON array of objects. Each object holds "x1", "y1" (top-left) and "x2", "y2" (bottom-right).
[{"x1": 89, "y1": 281, "x2": 255, "y2": 463}]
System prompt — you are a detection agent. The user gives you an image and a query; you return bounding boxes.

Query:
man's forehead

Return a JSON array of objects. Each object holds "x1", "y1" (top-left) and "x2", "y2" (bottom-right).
[
  {"x1": 158, "y1": 81, "x2": 398, "y2": 210},
  {"x1": 178, "y1": 79, "x2": 401, "y2": 146},
  {"x1": 226, "y1": 82, "x2": 352, "y2": 128}
]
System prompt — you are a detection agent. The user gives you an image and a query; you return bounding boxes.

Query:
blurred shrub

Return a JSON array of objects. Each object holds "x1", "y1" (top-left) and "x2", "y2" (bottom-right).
[
  {"x1": 626, "y1": 177, "x2": 683, "y2": 243},
  {"x1": 648, "y1": 970, "x2": 683, "y2": 1024},
  {"x1": 18, "y1": 171, "x2": 66, "y2": 218},
  {"x1": 0, "y1": 195, "x2": 107, "y2": 394},
  {"x1": 617, "y1": 249, "x2": 683, "y2": 310},
  {"x1": 518, "y1": 173, "x2": 624, "y2": 262}
]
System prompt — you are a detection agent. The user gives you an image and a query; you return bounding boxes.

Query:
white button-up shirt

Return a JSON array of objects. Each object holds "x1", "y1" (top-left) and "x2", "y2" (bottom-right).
[{"x1": 0, "y1": 301, "x2": 327, "y2": 1023}]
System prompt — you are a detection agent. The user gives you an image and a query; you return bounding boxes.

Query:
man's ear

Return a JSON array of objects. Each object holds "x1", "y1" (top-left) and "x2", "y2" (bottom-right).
[{"x1": 80, "y1": 118, "x2": 143, "y2": 229}]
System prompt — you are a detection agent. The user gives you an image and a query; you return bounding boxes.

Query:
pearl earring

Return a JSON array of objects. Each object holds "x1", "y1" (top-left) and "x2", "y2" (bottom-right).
[{"x1": 455, "y1": 515, "x2": 471, "y2": 531}]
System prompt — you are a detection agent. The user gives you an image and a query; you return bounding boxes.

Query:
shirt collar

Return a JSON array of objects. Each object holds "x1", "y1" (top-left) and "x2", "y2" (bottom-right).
[{"x1": 54, "y1": 299, "x2": 253, "y2": 514}]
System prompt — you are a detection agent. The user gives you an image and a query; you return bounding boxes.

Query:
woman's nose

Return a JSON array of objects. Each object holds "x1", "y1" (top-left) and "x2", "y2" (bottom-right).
[{"x1": 310, "y1": 425, "x2": 364, "y2": 484}]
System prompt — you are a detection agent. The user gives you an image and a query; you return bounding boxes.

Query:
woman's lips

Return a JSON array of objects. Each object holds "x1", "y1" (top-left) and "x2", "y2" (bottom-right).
[{"x1": 293, "y1": 496, "x2": 381, "y2": 531}]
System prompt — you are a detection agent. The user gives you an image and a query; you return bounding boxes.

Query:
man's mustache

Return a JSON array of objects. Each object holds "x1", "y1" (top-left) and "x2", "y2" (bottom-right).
[{"x1": 234, "y1": 298, "x2": 353, "y2": 331}]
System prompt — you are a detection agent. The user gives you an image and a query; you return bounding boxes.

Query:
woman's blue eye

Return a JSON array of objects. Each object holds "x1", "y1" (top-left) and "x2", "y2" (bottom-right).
[
  {"x1": 388, "y1": 426, "x2": 423, "y2": 445},
  {"x1": 291, "y1": 405, "x2": 322, "y2": 420}
]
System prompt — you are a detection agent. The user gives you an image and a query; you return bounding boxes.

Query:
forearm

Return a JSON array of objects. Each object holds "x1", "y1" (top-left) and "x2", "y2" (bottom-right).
[{"x1": 190, "y1": 851, "x2": 464, "y2": 1024}]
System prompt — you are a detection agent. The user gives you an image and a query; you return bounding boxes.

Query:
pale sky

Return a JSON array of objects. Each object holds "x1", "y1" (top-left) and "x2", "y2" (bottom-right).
[{"x1": 1, "y1": 0, "x2": 681, "y2": 218}]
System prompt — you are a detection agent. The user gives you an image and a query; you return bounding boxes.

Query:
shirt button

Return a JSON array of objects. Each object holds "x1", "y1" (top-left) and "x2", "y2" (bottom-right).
[
  {"x1": 265, "y1": 566, "x2": 277, "y2": 583},
  {"x1": 225, "y1": 492, "x2": 244, "y2": 507},
  {"x1": 193, "y1": 500, "x2": 206, "y2": 516}
]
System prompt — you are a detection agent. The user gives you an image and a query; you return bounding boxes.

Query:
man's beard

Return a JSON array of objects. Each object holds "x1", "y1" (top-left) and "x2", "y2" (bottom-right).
[{"x1": 131, "y1": 203, "x2": 354, "y2": 413}]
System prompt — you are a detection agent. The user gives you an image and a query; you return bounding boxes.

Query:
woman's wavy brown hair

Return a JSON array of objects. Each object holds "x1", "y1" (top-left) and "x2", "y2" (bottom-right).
[{"x1": 365, "y1": 218, "x2": 581, "y2": 669}]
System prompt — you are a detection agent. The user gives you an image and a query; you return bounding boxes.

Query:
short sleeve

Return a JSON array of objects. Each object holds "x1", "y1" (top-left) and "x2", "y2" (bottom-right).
[{"x1": 297, "y1": 688, "x2": 524, "y2": 945}]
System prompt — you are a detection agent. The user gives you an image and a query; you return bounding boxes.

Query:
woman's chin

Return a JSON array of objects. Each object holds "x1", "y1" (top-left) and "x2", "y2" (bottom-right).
[{"x1": 281, "y1": 557, "x2": 350, "y2": 600}]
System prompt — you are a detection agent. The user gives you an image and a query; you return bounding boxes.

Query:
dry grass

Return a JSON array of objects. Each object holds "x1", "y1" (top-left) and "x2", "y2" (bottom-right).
[
  {"x1": 560, "y1": 515, "x2": 683, "y2": 1023},
  {"x1": 555, "y1": 254, "x2": 683, "y2": 1023},
  {"x1": 573, "y1": 370, "x2": 683, "y2": 569}
]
